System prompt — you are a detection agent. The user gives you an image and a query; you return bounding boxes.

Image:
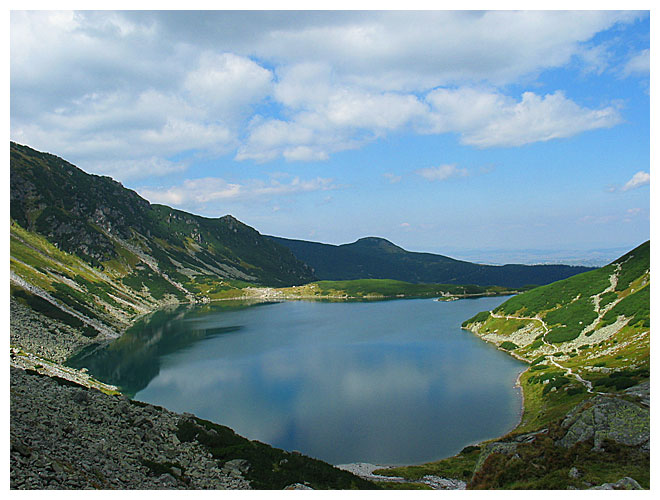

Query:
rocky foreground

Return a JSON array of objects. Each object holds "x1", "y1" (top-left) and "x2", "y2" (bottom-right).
[
  {"x1": 10, "y1": 367, "x2": 251, "y2": 489},
  {"x1": 10, "y1": 367, "x2": 376, "y2": 490}
]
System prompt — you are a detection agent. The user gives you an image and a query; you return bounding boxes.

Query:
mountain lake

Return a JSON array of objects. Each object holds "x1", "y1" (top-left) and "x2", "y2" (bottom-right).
[{"x1": 68, "y1": 296, "x2": 525, "y2": 466}]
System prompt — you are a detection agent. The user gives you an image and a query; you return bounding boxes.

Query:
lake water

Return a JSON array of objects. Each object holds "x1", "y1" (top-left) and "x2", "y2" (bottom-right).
[{"x1": 68, "y1": 296, "x2": 524, "y2": 465}]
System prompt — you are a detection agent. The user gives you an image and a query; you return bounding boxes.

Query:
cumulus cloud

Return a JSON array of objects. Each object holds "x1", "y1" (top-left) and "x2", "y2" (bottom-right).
[
  {"x1": 138, "y1": 175, "x2": 338, "y2": 211},
  {"x1": 183, "y1": 52, "x2": 273, "y2": 118},
  {"x1": 10, "y1": 10, "x2": 642, "y2": 171},
  {"x1": 424, "y1": 89, "x2": 621, "y2": 148},
  {"x1": 416, "y1": 164, "x2": 468, "y2": 181},
  {"x1": 621, "y1": 171, "x2": 650, "y2": 191}
]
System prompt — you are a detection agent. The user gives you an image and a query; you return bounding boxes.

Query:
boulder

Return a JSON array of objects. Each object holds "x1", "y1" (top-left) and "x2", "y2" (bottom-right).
[
  {"x1": 590, "y1": 477, "x2": 643, "y2": 490},
  {"x1": 556, "y1": 394, "x2": 649, "y2": 451},
  {"x1": 473, "y1": 442, "x2": 518, "y2": 476}
]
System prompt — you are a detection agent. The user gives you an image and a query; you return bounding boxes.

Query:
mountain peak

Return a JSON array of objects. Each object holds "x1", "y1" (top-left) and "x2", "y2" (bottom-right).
[{"x1": 348, "y1": 237, "x2": 406, "y2": 253}]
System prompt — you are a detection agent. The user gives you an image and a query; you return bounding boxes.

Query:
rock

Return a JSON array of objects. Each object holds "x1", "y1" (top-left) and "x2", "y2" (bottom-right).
[
  {"x1": 556, "y1": 395, "x2": 650, "y2": 451},
  {"x1": 420, "y1": 475, "x2": 466, "y2": 490},
  {"x1": 224, "y1": 459, "x2": 250, "y2": 474},
  {"x1": 11, "y1": 439, "x2": 31, "y2": 457},
  {"x1": 72, "y1": 390, "x2": 89, "y2": 404},
  {"x1": 158, "y1": 473, "x2": 178, "y2": 487},
  {"x1": 473, "y1": 442, "x2": 518, "y2": 476},
  {"x1": 568, "y1": 467, "x2": 580, "y2": 479},
  {"x1": 590, "y1": 477, "x2": 643, "y2": 490},
  {"x1": 284, "y1": 483, "x2": 313, "y2": 490}
]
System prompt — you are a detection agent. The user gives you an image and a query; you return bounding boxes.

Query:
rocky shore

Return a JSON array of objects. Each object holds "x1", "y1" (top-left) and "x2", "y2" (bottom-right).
[
  {"x1": 9, "y1": 297, "x2": 99, "y2": 364},
  {"x1": 10, "y1": 367, "x2": 251, "y2": 490}
]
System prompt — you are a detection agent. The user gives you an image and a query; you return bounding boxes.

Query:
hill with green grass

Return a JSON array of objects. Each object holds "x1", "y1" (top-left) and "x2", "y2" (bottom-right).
[
  {"x1": 376, "y1": 241, "x2": 650, "y2": 489},
  {"x1": 268, "y1": 235, "x2": 595, "y2": 288},
  {"x1": 10, "y1": 142, "x2": 319, "y2": 362}
]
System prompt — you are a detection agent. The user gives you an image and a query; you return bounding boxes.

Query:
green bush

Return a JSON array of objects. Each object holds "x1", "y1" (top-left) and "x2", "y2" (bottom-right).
[{"x1": 500, "y1": 341, "x2": 518, "y2": 350}]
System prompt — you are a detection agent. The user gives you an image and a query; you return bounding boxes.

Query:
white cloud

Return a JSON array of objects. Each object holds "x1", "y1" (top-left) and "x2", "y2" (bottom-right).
[
  {"x1": 416, "y1": 164, "x2": 468, "y2": 181},
  {"x1": 621, "y1": 49, "x2": 650, "y2": 77},
  {"x1": 138, "y1": 175, "x2": 338, "y2": 211},
  {"x1": 383, "y1": 173, "x2": 402, "y2": 184},
  {"x1": 424, "y1": 89, "x2": 621, "y2": 148},
  {"x1": 621, "y1": 171, "x2": 650, "y2": 191},
  {"x1": 183, "y1": 52, "x2": 273, "y2": 118},
  {"x1": 10, "y1": 10, "x2": 641, "y2": 170},
  {"x1": 90, "y1": 157, "x2": 188, "y2": 181}
]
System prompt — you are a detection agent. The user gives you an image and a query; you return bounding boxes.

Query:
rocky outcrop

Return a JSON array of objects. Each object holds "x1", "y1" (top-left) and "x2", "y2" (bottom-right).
[{"x1": 556, "y1": 383, "x2": 650, "y2": 451}]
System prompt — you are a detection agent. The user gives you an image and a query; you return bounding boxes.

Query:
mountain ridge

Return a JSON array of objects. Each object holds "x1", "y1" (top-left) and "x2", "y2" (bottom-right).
[{"x1": 268, "y1": 235, "x2": 596, "y2": 288}]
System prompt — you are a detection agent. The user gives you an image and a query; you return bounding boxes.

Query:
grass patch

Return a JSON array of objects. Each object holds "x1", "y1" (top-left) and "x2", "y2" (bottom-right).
[{"x1": 375, "y1": 448, "x2": 481, "y2": 482}]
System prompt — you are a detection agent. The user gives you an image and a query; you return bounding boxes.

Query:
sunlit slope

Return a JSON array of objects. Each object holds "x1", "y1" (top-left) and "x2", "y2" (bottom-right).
[
  {"x1": 462, "y1": 240, "x2": 649, "y2": 430},
  {"x1": 10, "y1": 142, "x2": 315, "y2": 359},
  {"x1": 10, "y1": 142, "x2": 316, "y2": 290}
]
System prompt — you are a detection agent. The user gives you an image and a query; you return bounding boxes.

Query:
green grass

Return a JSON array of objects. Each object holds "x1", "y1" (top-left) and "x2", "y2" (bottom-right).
[
  {"x1": 600, "y1": 284, "x2": 649, "y2": 328},
  {"x1": 122, "y1": 268, "x2": 187, "y2": 300},
  {"x1": 313, "y1": 279, "x2": 514, "y2": 299},
  {"x1": 375, "y1": 448, "x2": 481, "y2": 482}
]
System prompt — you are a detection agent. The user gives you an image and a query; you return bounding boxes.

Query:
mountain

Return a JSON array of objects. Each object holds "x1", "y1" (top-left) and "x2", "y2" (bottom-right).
[
  {"x1": 268, "y1": 235, "x2": 596, "y2": 288},
  {"x1": 447, "y1": 241, "x2": 650, "y2": 488},
  {"x1": 11, "y1": 143, "x2": 315, "y2": 287},
  {"x1": 10, "y1": 143, "x2": 316, "y2": 353}
]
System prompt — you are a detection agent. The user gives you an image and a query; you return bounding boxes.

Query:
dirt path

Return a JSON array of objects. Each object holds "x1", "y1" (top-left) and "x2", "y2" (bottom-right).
[{"x1": 487, "y1": 311, "x2": 594, "y2": 392}]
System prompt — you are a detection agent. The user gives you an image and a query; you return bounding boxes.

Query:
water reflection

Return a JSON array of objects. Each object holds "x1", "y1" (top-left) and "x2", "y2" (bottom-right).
[
  {"x1": 67, "y1": 301, "x2": 270, "y2": 397},
  {"x1": 67, "y1": 297, "x2": 524, "y2": 465}
]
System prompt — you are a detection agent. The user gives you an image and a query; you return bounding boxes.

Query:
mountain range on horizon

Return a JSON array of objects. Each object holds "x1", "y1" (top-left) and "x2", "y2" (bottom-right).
[{"x1": 268, "y1": 235, "x2": 596, "y2": 288}]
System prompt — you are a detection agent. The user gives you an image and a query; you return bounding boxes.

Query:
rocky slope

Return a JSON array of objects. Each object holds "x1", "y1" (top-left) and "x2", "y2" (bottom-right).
[
  {"x1": 11, "y1": 142, "x2": 315, "y2": 305},
  {"x1": 10, "y1": 142, "x2": 319, "y2": 360},
  {"x1": 10, "y1": 367, "x2": 376, "y2": 490}
]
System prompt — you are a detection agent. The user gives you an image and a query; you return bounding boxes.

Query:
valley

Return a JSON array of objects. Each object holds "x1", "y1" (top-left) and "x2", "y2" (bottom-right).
[{"x1": 9, "y1": 144, "x2": 650, "y2": 490}]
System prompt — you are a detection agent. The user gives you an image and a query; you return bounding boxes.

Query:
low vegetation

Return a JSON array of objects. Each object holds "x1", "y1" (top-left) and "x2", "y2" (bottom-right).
[
  {"x1": 175, "y1": 416, "x2": 378, "y2": 490},
  {"x1": 388, "y1": 241, "x2": 649, "y2": 489}
]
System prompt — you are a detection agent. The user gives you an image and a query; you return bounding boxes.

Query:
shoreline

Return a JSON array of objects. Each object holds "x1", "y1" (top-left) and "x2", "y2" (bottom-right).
[{"x1": 11, "y1": 285, "x2": 530, "y2": 483}]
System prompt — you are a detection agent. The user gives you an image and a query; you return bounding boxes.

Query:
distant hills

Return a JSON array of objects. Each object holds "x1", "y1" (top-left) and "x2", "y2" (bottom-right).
[{"x1": 268, "y1": 235, "x2": 596, "y2": 288}]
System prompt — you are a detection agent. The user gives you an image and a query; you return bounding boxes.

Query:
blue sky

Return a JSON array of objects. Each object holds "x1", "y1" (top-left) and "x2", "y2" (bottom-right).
[{"x1": 10, "y1": 10, "x2": 650, "y2": 263}]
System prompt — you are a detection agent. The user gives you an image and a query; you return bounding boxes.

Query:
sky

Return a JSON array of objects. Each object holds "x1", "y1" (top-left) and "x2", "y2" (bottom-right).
[{"x1": 9, "y1": 8, "x2": 652, "y2": 263}]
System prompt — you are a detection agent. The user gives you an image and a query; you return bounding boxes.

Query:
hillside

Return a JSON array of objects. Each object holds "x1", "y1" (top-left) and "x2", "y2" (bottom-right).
[
  {"x1": 377, "y1": 241, "x2": 650, "y2": 489},
  {"x1": 10, "y1": 143, "x2": 318, "y2": 359},
  {"x1": 268, "y1": 235, "x2": 595, "y2": 288},
  {"x1": 11, "y1": 143, "x2": 315, "y2": 288}
]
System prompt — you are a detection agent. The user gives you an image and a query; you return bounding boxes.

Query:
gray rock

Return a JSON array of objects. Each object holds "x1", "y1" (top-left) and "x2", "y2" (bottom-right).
[
  {"x1": 473, "y1": 442, "x2": 518, "y2": 476},
  {"x1": 590, "y1": 477, "x2": 643, "y2": 490},
  {"x1": 568, "y1": 467, "x2": 580, "y2": 479},
  {"x1": 224, "y1": 459, "x2": 250, "y2": 473},
  {"x1": 284, "y1": 483, "x2": 314, "y2": 490},
  {"x1": 556, "y1": 395, "x2": 649, "y2": 451}
]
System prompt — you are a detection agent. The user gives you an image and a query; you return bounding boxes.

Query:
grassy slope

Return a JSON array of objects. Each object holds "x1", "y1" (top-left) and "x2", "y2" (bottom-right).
[
  {"x1": 462, "y1": 240, "x2": 650, "y2": 433},
  {"x1": 377, "y1": 241, "x2": 650, "y2": 488},
  {"x1": 10, "y1": 142, "x2": 316, "y2": 293}
]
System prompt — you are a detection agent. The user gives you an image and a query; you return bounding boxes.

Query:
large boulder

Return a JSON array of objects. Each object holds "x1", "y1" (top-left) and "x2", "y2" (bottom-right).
[{"x1": 556, "y1": 389, "x2": 649, "y2": 451}]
